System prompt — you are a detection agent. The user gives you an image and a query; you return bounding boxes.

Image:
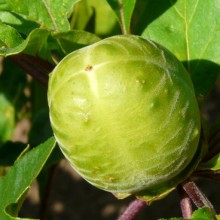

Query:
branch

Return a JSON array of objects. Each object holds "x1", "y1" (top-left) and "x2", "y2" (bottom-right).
[
  {"x1": 9, "y1": 54, "x2": 54, "y2": 87},
  {"x1": 117, "y1": 199, "x2": 146, "y2": 220}
]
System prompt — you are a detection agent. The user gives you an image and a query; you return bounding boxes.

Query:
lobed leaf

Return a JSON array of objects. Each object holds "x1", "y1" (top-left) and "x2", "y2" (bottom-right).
[
  {"x1": 135, "y1": 0, "x2": 220, "y2": 96},
  {"x1": 0, "y1": 137, "x2": 56, "y2": 220},
  {"x1": 0, "y1": 0, "x2": 80, "y2": 32}
]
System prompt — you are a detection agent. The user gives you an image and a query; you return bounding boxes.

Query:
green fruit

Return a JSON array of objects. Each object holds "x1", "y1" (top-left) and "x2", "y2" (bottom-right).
[{"x1": 48, "y1": 35, "x2": 201, "y2": 201}]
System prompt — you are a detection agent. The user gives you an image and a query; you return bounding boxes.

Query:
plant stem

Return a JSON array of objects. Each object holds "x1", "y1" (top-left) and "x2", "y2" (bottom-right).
[
  {"x1": 9, "y1": 54, "x2": 54, "y2": 87},
  {"x1": 177, "y1": 185, "x2": 193, "y2": 219},
  {"x1": 181, "y1": 179, "x2": 216, "y2": 215},
  {"x1": 117, "y1": 199, "x2": 146, "y2": 220},
  {"x1": 118, "y1": 0, "x2": 128, "y2": 34}
]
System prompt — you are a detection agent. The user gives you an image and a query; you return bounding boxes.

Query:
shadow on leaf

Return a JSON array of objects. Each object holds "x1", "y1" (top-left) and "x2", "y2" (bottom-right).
[
  {"x1": 131, "y1": 0, "x2": 177, "y2": 35},
  {"x1": 182, "y1": 59, "x2": 220, "y2": 97}
]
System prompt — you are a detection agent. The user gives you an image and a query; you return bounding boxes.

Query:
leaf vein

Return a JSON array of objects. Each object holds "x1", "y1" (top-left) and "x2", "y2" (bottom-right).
[
  {"x1": 189, "y1": 0, "x2": 200, "y2": 24},
  {"x1": 42, "y1": 0, "x2": 59, "y2": 31}
]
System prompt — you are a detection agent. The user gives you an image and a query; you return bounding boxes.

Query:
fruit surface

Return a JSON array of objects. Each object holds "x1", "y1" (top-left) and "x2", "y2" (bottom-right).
[{"x1": 48, "y1": 35, "x2": 200, "y2": 199}]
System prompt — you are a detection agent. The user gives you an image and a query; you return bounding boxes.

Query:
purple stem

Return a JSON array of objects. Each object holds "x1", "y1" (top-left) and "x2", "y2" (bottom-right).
[
  {"x1": 177, "y1": 185, "x2": 193, "y2": 219},
  {"x1": 9, "y1": 53, "x2": 54, "y2": 87},
  {"x1": 181, "y1": 179, "x2": 216, "y2": 215},
  {"x1": 117, "y1": 199, "x2": 147, "y2": 220}
]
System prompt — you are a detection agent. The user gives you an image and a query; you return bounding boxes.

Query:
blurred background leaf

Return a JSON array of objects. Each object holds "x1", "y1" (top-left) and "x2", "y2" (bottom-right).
[
  {"x1": 0, "y1": 59, "x2": 27, "y2": 144},
  {"x1": 71, "y1": 0, "x2": 120, "y2": 37},
  {"x1": 0, "y1": 93, "x2": 15, "y2": 143},
  {"x1": 0, "y1": 142, "x2": 27, "y2": 166}
]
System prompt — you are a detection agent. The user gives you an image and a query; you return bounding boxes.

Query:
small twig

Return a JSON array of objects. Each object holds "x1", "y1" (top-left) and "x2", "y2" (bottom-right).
[
  {"x1": 9, "y1": 54, "x2": 54, "y2": 87},
  {"x1": 117, "y1": 199, "x2": 147, "y2": 220},
  {"x1": 181, "y1": 179, "x2": 216, "y2": 215},
  {"x1": 177, "y1": 185, "x2": 193, "y2": 219}
]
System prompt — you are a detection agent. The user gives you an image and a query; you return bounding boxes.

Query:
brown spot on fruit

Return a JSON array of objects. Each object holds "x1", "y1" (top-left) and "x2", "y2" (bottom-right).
[{"x1": 85, "y1": 65, "x2": 93, "y2": 71}]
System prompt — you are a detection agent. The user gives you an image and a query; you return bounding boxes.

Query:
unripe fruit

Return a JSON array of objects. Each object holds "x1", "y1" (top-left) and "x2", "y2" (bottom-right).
[{"x1": 48, "y1": 35, "x2": 201, "y2": 201}]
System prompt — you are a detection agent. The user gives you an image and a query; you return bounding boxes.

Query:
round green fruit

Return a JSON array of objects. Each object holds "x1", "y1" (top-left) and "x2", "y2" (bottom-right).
[{"x1": 48, "y1": 35, "x2": 201, "y2": 201}]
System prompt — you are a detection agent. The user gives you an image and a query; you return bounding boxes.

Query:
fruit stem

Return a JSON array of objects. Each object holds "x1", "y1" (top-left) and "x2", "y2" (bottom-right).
[
  {"x1": 177, "y1": 185, "x2": 193, "y2": 219},
  {"x1": 9, "y1": 54, "x2": 54, "y2": 87},
  {"x1": 117, "y1": 199, "x2": 146, "y2": 220},
  {"x1": 181, "y1": 179, "x2": 216, "y2": 215}
]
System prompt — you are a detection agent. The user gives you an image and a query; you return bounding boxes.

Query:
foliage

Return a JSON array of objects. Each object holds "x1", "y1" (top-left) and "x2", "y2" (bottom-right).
[{"x1": 0, "y1": 0, "x2": 220, "y2": 219}]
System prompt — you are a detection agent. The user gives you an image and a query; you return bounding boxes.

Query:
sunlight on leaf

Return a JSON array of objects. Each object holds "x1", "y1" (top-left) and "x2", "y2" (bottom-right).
[
  {"x1": 0, "y1": 137, "x2": 56, "y2": 220},
  {"x1": 139, "y1": 0, "x2": 220, "y2": 96},
  {"x1": 0, "y1": 0, "x2": 80, "y2": 32},
  {"x1": 0, "y1": 22, "x2": 23, "y2": 48},
  {"x1": 0, "y1": 11, "x2": 39, "y2": 36},
  {"x1": 0, "y1": 28, "x2": 51, "y2": 59}
]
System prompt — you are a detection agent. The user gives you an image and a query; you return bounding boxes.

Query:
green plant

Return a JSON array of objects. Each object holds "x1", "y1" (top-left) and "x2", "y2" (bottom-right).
[{"x1": 0, "y1": 0, "x2": 220, "y2": 220}]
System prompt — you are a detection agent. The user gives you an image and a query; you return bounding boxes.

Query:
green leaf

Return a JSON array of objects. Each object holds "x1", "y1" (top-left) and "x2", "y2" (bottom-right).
[
  {"x1": 0, "y1": 142, "x2": 27, "y2": 166},
  {"x1": 53, "y1": 30, "x2": 100, "y2": 54},
  {"x1": 0, "y1": 11, "x2": 39, "y2": 36},
  {"x1": 0, "y1": 0, "x2": 79, "y2": 32},
  {"x1": 137, "y1": 0, "x2": 220, "y2": 96},
  {"x1": 199, "y1": 153, "x2": 220, "y2": 171},
  {"x1": 0, "y1": 137, "x2": 56, "y2": 220},
  {"x1": 0, "y1": 22, "x2": 23, "y2": 48},
  {"x1": 0, "y1": 94, "x2": 15, "y2": 143},
  {"x1": 71, "y1": 0, "x2": 120, "y2": 37},
  {"x1": 191, "y1": 207, "x2": 216, "y2": 220},
  {"x1": 0, "y1": 28, "x2": 52, "y2": 59},
  {"x1": 0, "y1": 59, "x2": 27, "y2": 109},
  {"x1": 106, "y1": 0, "x2": 136, "y2": 34}
]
